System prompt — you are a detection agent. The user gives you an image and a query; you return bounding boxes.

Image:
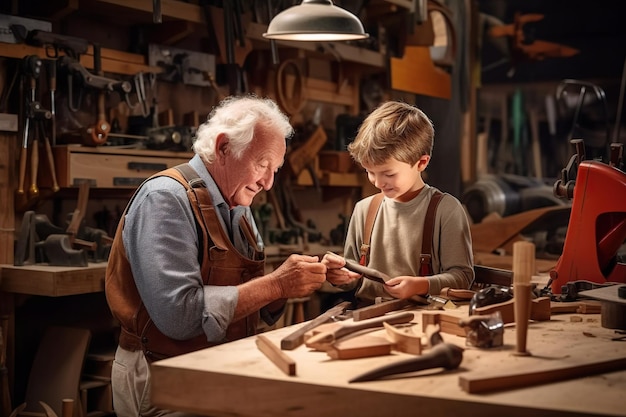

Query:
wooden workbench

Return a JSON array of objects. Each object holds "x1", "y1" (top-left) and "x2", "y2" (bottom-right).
[{"x1": 151, "y1": 308, "x2": 626, "y2": 417}]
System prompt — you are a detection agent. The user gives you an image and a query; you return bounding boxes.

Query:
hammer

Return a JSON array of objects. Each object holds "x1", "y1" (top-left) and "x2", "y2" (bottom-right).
[{"x1": 349, "y1": 340, "x2": 464, "y2": 383}]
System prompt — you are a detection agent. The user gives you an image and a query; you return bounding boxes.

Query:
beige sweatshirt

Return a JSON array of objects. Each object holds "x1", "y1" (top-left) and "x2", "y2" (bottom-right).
[{"x1": 341, "y1": 184, "x2": 474, "y2": 305}]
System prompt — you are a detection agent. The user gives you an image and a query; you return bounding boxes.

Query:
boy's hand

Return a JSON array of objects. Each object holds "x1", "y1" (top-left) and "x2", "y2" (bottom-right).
[
  {"x1": 384, "y1": 276, "x2": 429, "y2": 299},
  {"x1": 322, "y1": 252, "x2": 361, "y2": 286}
]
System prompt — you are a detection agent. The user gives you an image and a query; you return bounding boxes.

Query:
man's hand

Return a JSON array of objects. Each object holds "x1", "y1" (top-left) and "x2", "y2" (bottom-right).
[
  {"x1": 271, "y1": 254, "x2": 327, "y2": 298},
  {"x1": 321, "y1": 252, "x2": 361, "y2": 286}
]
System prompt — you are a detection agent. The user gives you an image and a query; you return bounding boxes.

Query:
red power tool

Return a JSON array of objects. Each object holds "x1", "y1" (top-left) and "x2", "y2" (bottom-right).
[{"x1": 550, "y1": 140, "x2": 626, "y2": 293}]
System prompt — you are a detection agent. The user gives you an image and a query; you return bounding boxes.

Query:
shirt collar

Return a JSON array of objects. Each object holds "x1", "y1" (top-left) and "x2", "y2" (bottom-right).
[{"x1": 189, "y1": 154, "x2": 227, "y2": 208}]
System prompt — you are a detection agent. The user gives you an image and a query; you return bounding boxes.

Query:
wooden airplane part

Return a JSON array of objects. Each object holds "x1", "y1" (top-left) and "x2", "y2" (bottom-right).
[
  {"x1": 390, "y1": 46, "x2": 451, "y2": 99},
  {"x1": 470, "y1": 205, "x2": 570, "y2": 254},
  {"x1": 489, "y1": 13, "x2": 579, "y2": 63}
]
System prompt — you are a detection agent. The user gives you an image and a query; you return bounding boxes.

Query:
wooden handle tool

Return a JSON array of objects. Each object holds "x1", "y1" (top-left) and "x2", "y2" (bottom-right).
[
  {"x1": 281, "y1": 301, "x2": 351, "y2": 350},
  {"x1": 326, "y1": 252, "x2": 390, "y2": 284},
  {"x1": 305, "y1": 311, "x2": 415, "y2": 351}
]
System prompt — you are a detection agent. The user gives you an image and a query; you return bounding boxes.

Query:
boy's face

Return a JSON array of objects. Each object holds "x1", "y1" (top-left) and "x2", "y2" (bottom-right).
[{"x1": 362, "y1": 156, "x2": 430, "y2": 203}]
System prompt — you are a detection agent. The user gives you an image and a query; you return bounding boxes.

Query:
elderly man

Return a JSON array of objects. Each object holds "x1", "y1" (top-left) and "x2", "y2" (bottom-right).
[{"x1": 106, "y1": 95, "x2": 327, "y2": 417}]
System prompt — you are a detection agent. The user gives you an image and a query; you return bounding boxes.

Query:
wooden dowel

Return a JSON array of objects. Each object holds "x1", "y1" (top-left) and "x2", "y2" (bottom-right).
[
  {"x1": 62, "y1": 398, "x2": 74, "y2": 417},
  {"x1": 513, "y1": 241, "x2": 535, "y2": 355}
]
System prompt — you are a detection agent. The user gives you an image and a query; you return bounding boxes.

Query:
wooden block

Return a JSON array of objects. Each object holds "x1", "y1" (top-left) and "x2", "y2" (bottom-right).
[
  {"x1": 326, "y1": 335, "x2": 393, "y2": 360},
  {"x1": 256, "y1": 335, "x2": 296, "y2": 376},
  {"x1": 421, "y1": 311, "x2": 467, "y2": 337},
  {"x1": 352, "y1": 299, "x2": 411, "y2": 321}
]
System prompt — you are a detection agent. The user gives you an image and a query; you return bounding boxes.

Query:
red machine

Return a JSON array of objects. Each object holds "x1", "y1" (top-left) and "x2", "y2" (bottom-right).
[{"x1": 550, "y1": 141, "x2": 626, "y2": 293}]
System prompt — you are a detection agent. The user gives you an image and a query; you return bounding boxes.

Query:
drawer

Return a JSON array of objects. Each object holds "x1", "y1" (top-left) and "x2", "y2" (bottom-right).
[{"x1": 44, "y1": 145, "x2": 193, "y2": 189}]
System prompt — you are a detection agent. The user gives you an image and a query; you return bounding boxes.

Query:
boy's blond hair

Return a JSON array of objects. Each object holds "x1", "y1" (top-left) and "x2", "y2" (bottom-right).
[{"x1": 348, "y1": 101, "x2": 434, "y2": 166}]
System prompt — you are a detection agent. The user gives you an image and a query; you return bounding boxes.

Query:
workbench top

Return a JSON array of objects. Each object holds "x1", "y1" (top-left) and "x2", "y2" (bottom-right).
[
  {"x1": 0, "y1": 262, "x2": 107, "y2": 296},
  {"x1": 151, "y1": 307, "x2": 626, "y2": 417}
]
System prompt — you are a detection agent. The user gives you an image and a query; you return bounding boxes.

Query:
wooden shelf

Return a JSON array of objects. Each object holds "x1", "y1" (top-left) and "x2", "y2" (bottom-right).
[
  {"x1": 0, "y1": 42, "x2": 159, "y2": 75},
  {"x1": 0, "y1": 262, "x2": 107, "y2": 296}
]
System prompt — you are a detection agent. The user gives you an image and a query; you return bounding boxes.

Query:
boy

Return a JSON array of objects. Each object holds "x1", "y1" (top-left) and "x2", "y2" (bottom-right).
[{"x1": 323, "y1": 101, "x2": 474, "y2": 305}]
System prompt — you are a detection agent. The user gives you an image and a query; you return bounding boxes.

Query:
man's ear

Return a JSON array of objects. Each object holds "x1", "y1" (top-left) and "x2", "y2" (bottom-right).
[{"x1": 216, "y1": 133, "x2": 229, "y2": 159}]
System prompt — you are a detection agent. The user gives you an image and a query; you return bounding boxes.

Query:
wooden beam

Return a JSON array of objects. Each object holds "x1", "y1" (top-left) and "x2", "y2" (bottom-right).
[{"x1": 93, "y1": 0, "x2": 206, "y2": 24}]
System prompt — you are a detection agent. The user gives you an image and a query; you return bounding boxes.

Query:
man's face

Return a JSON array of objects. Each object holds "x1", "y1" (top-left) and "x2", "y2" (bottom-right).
[{"x1": 219, "y1": 124, "x2": 286, "y2": 207}]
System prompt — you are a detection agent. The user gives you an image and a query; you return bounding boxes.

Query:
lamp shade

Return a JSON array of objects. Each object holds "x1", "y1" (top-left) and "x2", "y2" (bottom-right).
[{"x1": 263, "y1": 0, "x2": 369, "y2": 42}]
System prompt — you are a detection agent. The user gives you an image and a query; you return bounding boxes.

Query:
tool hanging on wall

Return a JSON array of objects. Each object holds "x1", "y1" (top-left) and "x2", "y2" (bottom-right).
[
  {"x1": 16, "y1": 55, "x2": 52, "y2": 201},
  {"x1": 87, "y1": 44, "x2": 110, "y2": 145},
  {"x1": 56, "y1": 52, "x2": 132, "y2": 146},
  {"x1": 202, "y1": 0, "x2": 251, "y2": 95}
]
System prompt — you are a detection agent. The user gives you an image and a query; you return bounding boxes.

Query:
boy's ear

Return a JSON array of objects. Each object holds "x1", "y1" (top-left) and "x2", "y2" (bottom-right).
[{"x1": 417, "y1": 155, "x2": 431, "y2": 170}]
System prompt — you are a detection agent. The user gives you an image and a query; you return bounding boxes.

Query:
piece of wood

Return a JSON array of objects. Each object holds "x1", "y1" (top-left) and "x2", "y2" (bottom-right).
[
  {"x1": 23, "y1": 326, "x2": 91, "y2": 417},
  {"x1": 383, "y1": 322, "x2": 422, "y2": 355},
  {"x1": 326, "y1": 335, "x2": 393, "y2": 360},
  {"x1": 287, "y1": 125, "x2": 327, "y2": 177},
  {"x1": 352, "y1": 299, "x2": 411, "y2": 321},
  {"x1": 305, "y1": 312, "x2": 415, "y2": 351},
  {"x1": 0, "y1": 263, "x2": 107, "y2": 296},
  {"x1": 471, "y1": 206, "x2": 570, "y2": 254},
  {"x1": 256, "y1": 335, "x2": 296, "y2": 376},
  {"x1": 513, "y1": 241, "x2": 535, "y2": 355},
  {"x1": 577, "y1": 302, "x2": 602, "y2": 314},
  {"x1": 390, "y1": 46, "x2": 451, "y2": 99},
  {"x1": 0, "y1": 133, "x2": 16, "y2": 265},
  {"x1": 439, "y1": 287, "x2": 475, "y2": 301},
  {"x1": 421, "y1": 311, "x2": 467, "y2": 337},
  {"x1": 473, "y1": 297, "x2": 551, "y2": 324},
  {"x1": 459, "y1": 355, "x2": 626, "y2": 394},
  {"x1": 280, "y1": 301, "x2": 351, "y2": 350}
]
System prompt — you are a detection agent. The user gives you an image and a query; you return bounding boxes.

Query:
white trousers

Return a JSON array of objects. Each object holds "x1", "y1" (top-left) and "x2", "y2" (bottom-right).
[{"x1": 111, "y1": 346, "x2": 203, "y2": 417}]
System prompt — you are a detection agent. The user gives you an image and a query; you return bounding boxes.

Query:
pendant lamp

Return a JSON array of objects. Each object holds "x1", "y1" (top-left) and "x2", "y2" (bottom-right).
[{"x1": 263, "y1": 0, "x2": 369, "y2": 42}]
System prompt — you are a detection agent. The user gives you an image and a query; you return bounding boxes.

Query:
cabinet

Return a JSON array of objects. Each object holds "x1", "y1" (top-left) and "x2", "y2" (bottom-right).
[{"x1": 43, "y1": 145, "x2": 193, "y2": 189}]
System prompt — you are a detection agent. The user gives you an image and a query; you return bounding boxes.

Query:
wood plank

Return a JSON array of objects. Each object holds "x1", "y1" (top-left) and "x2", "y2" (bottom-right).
[
  {"x1": 460, "y1": 355, "x2": 626, "y2": 394},
  {"x1": 0, "y1": 132, "x2": 16, "y2": 266}
]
